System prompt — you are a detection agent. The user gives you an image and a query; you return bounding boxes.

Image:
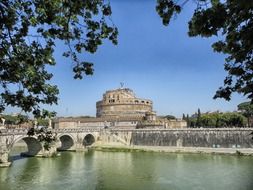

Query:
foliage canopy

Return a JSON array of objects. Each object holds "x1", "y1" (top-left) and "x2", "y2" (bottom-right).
[
  {"x1": 0, "y1": 114, "x2": 28, "y2": 125},
  {"x1": 238, "y1": 101, "x2": 253, "y2": 127},
  {"x1": 187, "y1": 111, "x2": 246, "y2": 128},
  {"x1": 156, "y1": 0, "x2": 253, "y2": 102},
  {"x1": 0, "y1": 0, "x2": 117, "y2": 117}
]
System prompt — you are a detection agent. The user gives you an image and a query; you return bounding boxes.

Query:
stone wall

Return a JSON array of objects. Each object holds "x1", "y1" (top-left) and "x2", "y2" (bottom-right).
[
  {"x1": 112, "y1": 128, "x2": 253, "y2": 148},
  {"x1": 55, "y1": 121, "x2": 78, "y2": 128},
  {"x1": 54, "y1": 120, "x2": 137, "y2": 129},
  {"x1": 167, "y1": 120, "x2": 187, "y2": 128},
  {"x1": 96, "y1": 103, "x2": 152, "y2": 117},
  {"x1": 96, "y1": 130, "x2": 132, "y2": 146}
]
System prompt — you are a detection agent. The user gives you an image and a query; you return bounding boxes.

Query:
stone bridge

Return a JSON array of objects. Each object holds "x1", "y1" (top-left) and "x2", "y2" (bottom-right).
[{"x1": 0, "y1": 127, "x2": 104, "y2": 167}]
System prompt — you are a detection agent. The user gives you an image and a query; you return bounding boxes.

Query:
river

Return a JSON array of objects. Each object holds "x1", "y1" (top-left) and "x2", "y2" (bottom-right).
[{"x1": 0, "y1": 147, "x2": 253, "y2": 190}]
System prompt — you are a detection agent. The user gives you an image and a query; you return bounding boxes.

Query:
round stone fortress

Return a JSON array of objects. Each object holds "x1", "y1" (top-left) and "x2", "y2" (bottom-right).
[
  {"x1": 96, "y1": 88, "x2": 153, "y2": 118},
  {"x1": 53, "y1": 87, "x2": 187, "y2": 129}
]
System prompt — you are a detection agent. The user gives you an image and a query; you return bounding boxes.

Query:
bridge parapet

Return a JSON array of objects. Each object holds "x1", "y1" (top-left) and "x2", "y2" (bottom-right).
[
  {"x1": 0, "y1": 128, "x2": 28, "y2": 135},
  {"x1": 0, "y1": 127, "x2": 103, "y2": 136},
  {"x1": 54, "y1": 127, "x2": 103, "y2": 133}
]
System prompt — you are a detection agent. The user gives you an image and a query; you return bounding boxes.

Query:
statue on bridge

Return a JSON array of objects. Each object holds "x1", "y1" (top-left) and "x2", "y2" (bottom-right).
[{"x1": 1, "y1": 118, "x2": 5, "y2": 126}]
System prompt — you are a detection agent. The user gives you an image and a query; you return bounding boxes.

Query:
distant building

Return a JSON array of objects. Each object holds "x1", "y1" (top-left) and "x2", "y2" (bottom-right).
[
  {"x1": 96, "y1": 88, "x2": 153, "y2": 118},
  {"x1": 53, "y1": 87, "x2": 186, "y2": 129}
]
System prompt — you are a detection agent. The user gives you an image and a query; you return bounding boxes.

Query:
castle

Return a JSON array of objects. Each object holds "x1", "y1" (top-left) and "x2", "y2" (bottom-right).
[
  {"x1": 96, "y1": 88, "x2": 152, "y2": 118},
  {"x1": 53, "y1": 87, "x2": 186, "y2": 129}
]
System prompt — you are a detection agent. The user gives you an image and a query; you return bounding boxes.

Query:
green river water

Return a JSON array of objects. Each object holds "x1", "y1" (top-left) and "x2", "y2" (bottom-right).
[{"x1": 0, "y1": 147, "x2": 253, "y2": 190}]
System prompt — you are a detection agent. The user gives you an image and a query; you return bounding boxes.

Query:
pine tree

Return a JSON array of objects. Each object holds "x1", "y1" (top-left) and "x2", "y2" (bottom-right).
[
  {"x1": 196, "y1": 108, "x2": 201, "y2": 127},
  {"x1": 186, "y1": 114, "x2": 190, "y2": 128}
]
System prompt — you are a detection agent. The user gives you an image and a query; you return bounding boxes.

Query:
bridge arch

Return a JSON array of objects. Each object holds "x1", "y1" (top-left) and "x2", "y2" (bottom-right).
[
  {"x1": 57, "y1": 134, "x2": 75, "y2": 151},
  {"x1": 83, "y1": 134, "x2": 95, "y2": 146},
  {"x1": 12, "y1": 136, "x2": 43, "y2": 156}
]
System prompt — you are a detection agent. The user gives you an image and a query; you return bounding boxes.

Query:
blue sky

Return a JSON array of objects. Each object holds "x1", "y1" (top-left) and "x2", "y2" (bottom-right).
[{"x1": 8, "y1": 0, "x2": 247, "y2": 118}]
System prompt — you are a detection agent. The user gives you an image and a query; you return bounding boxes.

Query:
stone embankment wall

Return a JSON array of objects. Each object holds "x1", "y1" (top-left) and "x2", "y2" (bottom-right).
[
  {"x1": 98, "y1": 130, "x2": 132, "y2": 146},
  {"x1": 130, "y1": 128, "x2": 253, "y2": 148}
]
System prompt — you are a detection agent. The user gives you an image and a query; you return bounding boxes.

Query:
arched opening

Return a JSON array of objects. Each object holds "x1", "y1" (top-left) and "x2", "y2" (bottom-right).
[
  {"x1": 10, "y1": 137, "x2": 42, "y2": 160},
  {"x1": 83, "y1": 134, "x2": 95, "y2": 146},
  {"x1": 9, "y1": 139, "x2": 27, "y2": 161},
  {"x1": 22, "y1": 137, "x2": 43, "y2": 156},
  {"x1": 57, "y1": 135, "x2": 74, "y2": 151}
]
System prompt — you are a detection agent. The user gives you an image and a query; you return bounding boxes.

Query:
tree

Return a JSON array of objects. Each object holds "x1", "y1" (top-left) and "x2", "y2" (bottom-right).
[
  {"x1": 186, "y1": 114, "x2": 190, "y2": 127},
  {"x1": 37, "y1": 118, "x2": 49, "y2": 127},
  {"x1": 199, "y1": 114, "x2": 216, "y2": 127},
  {"x1": 217, "y1": 112, "x2": 246, "y2": 127},
  {"x1": 0, "y1": 0, "x2": 117, "y2": 118},
  {"x1": 238, "y1": 101, "x2": 253, "y2": 127},
  {"x1": 186, "y1": 111, "x2": 246, "y2": 128},
  {"x1": 1, "y1": 114, "x2": 28, "y2": 125},
  {"x1": 156, "y1": 0, "x2": 253, "y2": 102},
  {"x1": 182, "y1": 113, "x2": 186, "y2": 120},
  {"x1": 164, "y1": 115, "x2": 176, "y2": 120},
  {"x1": 189, "y1": 117, "x2": 197, "y2": 128},
  {"x1": 27, "y1": 126, "x2": 57, "y2": 150},
  {"x1": 196, "y1": 108, "x2": 201, "y2": 127},
  {"x1": 226, "y1": 112, "x2": 245, "y2": 127}
]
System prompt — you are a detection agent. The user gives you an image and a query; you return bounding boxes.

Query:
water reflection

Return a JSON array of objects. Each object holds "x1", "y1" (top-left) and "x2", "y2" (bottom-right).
[{"x1": 1, "y1": 149, "x2": 253, "y2": 190}]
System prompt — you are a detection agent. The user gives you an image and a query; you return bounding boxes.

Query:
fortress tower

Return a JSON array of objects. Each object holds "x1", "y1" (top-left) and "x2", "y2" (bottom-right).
[
  {"x1": 54, "y1": 87, "x2": 186, "y2": 129},
  {"x1": 96, "y1": 88, "x2": 153, "y2": 118}
]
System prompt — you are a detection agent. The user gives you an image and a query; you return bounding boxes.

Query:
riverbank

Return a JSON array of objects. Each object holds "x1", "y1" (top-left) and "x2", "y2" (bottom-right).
[
  {"x1": 11, "y1": 142, "x2": 253, "y2": 156},
  {"x1": 92, "y1": 145, "x2": 253, "y2": 156}
]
